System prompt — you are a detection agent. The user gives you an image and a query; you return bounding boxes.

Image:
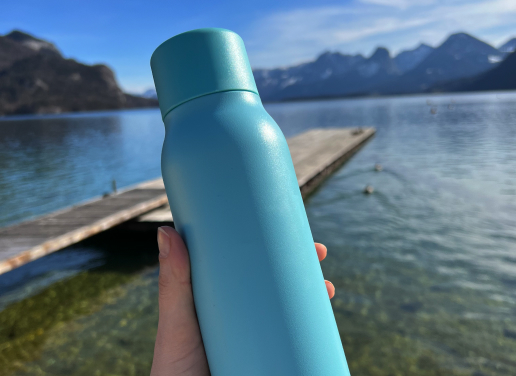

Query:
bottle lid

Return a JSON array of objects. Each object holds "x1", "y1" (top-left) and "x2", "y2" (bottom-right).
[{"x1": 150, "y1": 28, "x2": 258, "y2": 119}]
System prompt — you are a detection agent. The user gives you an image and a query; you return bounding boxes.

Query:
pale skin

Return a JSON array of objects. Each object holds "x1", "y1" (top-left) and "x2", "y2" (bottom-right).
[{"x1": 151, "y1": 226, "x2": 336, "y2": 376}]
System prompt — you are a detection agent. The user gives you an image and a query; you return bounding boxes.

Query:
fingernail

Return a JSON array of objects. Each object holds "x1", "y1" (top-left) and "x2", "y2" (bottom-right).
[{"x1": 157, "y1": 227, "x2": 170, "y2": 258}]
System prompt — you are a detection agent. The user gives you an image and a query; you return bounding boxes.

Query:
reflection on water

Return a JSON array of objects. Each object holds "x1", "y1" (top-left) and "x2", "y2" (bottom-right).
[
  {"x1": 0, "y1": 109, "x2": 164, "y2": 226},
  {"x1": 1, "y1": 92, "x2": 516, "y2": 375}
]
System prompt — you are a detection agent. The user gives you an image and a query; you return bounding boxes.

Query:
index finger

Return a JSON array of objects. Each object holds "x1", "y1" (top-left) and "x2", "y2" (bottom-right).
[{"x1": 315, "y1": 243, "x2": 327, "y2": 261}]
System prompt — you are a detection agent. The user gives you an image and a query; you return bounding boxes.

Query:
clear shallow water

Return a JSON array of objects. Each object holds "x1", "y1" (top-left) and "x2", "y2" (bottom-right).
[{"x1": 1, "y1": 92, "x2": 516, "y2": 375}]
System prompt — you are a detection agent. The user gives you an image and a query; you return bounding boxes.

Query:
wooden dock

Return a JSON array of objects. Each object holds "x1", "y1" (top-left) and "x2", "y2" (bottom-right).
[{"x1": 0, "y1": 127, "x2": 374, "y2": 275}]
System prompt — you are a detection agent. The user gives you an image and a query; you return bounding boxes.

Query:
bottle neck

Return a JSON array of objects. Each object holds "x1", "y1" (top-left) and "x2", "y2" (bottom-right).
[
  {"x1": 163, "y1": 90, "x2": 263, "y2": 127},
  {"x1": 161, "y1": 89, "x2": 258, "y2": 121}
]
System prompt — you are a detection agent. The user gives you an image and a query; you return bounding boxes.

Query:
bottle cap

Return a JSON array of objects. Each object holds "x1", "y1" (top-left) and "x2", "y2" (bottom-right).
[{"x1": 151, "y1": 28, "x2": 258, "y2": 119}]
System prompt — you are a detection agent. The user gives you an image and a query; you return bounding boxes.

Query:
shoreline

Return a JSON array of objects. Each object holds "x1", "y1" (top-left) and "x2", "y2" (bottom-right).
[
  {"x1": 1, "y1": 89, "x2": 516, "y2": 121},
  {"x1": 262, "y1": 87, "x2": 516, "y2": 105}
]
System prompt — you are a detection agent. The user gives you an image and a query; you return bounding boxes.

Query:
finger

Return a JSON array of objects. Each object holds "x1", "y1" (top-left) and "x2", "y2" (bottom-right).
[
  {"x1": 152, "y1": 227, "x2": 209, "y2": 376},
  {"x1": 315, "y1": 243, "x2": 327, "y2": 262},
  {"x1": 157, "y1": 226, "x2": 192, "y2": 303},
  {"x1": 325, "y1": 280, "x2": 335, "y2": 299}
]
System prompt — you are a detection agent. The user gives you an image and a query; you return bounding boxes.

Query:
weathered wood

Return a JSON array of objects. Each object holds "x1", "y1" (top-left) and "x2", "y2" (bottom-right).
[
  {"x1": 0, "y1": 184, "x2": 168, "y2": 275},
  {"x1": 0, "y1": 127, "x2": 374, "y2": 275},
  {"x1": 294, "y1": 128, "x2": 375, "y2": 197},
  {"x1": 290, "y1": 127, "x2": 375, "y2": 195}
]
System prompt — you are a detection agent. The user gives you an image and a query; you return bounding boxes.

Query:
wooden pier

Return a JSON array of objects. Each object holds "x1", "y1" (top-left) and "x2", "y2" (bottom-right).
[{"x1": 0, "y1": 127, "x2": 374, "y2": 275}]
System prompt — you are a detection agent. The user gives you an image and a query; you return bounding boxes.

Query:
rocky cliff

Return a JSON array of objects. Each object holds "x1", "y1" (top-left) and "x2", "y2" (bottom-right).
[{"x1": 0, "y1": 31, "x2": 157, "y2": 116}]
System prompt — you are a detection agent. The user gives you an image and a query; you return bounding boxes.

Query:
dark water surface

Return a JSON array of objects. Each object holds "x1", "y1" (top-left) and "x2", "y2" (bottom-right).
[{"x1": 1, "y1": 92, "x2": 516, "y2": 375}]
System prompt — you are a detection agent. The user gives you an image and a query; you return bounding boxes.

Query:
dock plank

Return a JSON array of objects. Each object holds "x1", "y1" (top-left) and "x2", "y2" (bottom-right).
[
  {"x1": 0, "y1": 127, "x2": 374, "y2": 274},
  {"x1": 0, "y1": 186, "x2": 168, "y2": 274}
]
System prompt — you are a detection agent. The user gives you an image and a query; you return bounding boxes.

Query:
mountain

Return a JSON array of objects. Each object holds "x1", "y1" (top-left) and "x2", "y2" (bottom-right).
[
  {"x1": 499, "y1": 38, "x2": 516, "y2": 54},
  {"x1": 0, "y1": 30, "x2": 61, "y2": 71},
  {"x1": 141, "y1": 88, "x2": 158, "y2": 99},
  {"x1": 253, "y1": 32, "x2": 505, "y2": 101},
  {"x1": 394, "y1": 43, "x2": 434, "y2": 73},
  {"x1": 253, "y1": 52, "x2": 366, "y2": 101},
  {"x1": 464, "y1": 51, "x2": 516, "y2": 91},
  {"x1": 254, "y1": 47, "x2": 400, "y2": 101},
  {"x1": 381, "y1": 33, "x2": 504, "y2": 94},
  {"x1": 433, "y1": 51, "x2": 516, "y2": 92},
  {"x1": 0, "y1": 31, "x2": 157, "y2": 116},
  {"x1": 4, "y1": 30, "x2": 61, "y2": 55}
]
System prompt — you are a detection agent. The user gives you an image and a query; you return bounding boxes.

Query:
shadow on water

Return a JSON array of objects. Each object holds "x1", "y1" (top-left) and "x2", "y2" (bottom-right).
[{"x1": 0, "y1": 226, "x2": 161, "y2": 375}]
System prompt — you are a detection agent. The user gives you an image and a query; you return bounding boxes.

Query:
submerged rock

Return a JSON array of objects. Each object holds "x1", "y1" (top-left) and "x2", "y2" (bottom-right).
[{"x1": 364, "y1": 185, "x2": 374, "y2": 194}]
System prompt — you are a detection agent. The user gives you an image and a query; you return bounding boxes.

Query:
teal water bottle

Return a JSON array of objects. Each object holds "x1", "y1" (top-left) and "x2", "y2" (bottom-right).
[{"x1": 151, "y1": 28, "x2": 350, "y2": 376}]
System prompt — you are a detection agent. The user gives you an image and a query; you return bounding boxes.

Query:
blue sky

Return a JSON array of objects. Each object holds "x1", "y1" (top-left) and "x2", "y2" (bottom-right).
[{"x1": 2, "y1": 0, "x2": 516, "y2": 93}]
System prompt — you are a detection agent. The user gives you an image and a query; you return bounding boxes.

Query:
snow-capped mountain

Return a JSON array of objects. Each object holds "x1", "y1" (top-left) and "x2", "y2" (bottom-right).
[
  {"x1": 394, "y1": 44, "x2": 434, "y2": 73},
  {"x1": 385, "y1": 33, "x2": 504, "y2": 93},
  {"x1": 253, "y1": 32, "x2": 506, "y2": 101},
  {"x1": 254, "y1": 47, "x2": 400, "y2": 101},
  {"x1": 141, "y1": 88, "x2": 158, "y2": 99},
  {"x1": 499, "y1": 38, "x2": 516, "y2": 54},
  {"x1": 253, "y1": 52, "x2": 366, "y2": 101}
]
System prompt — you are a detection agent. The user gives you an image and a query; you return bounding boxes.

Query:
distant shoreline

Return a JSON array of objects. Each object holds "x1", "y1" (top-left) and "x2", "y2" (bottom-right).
[
  {"x1": 1, "y1": 89, "x2": 516, "y2": 121},
  {"x1": 0, "y1": 105, "x2": 160, "y2": 121},
  {"x1": 262, "y1": 88, "x2": 516, "y2": 105}
]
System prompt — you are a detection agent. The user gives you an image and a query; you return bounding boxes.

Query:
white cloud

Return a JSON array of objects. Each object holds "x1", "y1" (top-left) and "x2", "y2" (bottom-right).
[
  {"x1": 359, "y1": 0, "x2": 436, "y2": 10},
  {"x1": 332, "y1": 17, "x2": 433, "y2": 43},
  {"x1": 246, "y1": 0, "x2": 516, "y2": 68}
]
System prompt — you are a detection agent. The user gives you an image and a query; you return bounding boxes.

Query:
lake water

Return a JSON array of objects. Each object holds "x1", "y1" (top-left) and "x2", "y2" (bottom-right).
[{"x1": 1, "y1": 91, "x2": 516, "y2": 375}]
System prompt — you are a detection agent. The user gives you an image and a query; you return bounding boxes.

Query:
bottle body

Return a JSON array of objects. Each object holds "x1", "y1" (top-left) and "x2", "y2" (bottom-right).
[{"x1": 161, "y1": 91, "x2": 349, "y2": 376}]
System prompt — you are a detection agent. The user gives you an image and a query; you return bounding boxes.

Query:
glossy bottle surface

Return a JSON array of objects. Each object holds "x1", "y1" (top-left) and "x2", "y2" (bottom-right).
[{"x1": 161, "y1": 90, "x2": 350, "y2": 375}]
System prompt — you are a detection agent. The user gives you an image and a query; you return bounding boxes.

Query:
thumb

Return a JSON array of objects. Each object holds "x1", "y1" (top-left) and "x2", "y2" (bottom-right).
[
  {"x1": 156, "y1": 226, "x2": 193, "y2": 304},
  {"x1": 152, "y1": 227, "x2": 210, "y2": 375}
]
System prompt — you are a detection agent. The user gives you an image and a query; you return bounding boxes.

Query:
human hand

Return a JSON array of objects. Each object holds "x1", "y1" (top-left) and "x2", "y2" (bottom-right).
[{"x1": 150, "y1": 226, "x2": 336, "y2": 376}]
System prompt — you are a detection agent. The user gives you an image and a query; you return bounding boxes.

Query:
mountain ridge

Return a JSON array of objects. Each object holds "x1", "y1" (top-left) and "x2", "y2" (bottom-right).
[
  {"x1": 394, "y1": 43, "x2": 434, "y2": 73},
  {"x1": 432, "y1": 51, "x2": 516, "y2": 93},
  {"x1": 2, "y1": 29, "x2": 515, "y2": 113},
  {"x1": 0, "y1": 30, "x2": 157, "y2": 116},
  {"x1": 499, "y1": 38, "x2": 516, "y2": 54},
  {"x1": 253, "y1": 31, "x2": 511, "y2": 102}
]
